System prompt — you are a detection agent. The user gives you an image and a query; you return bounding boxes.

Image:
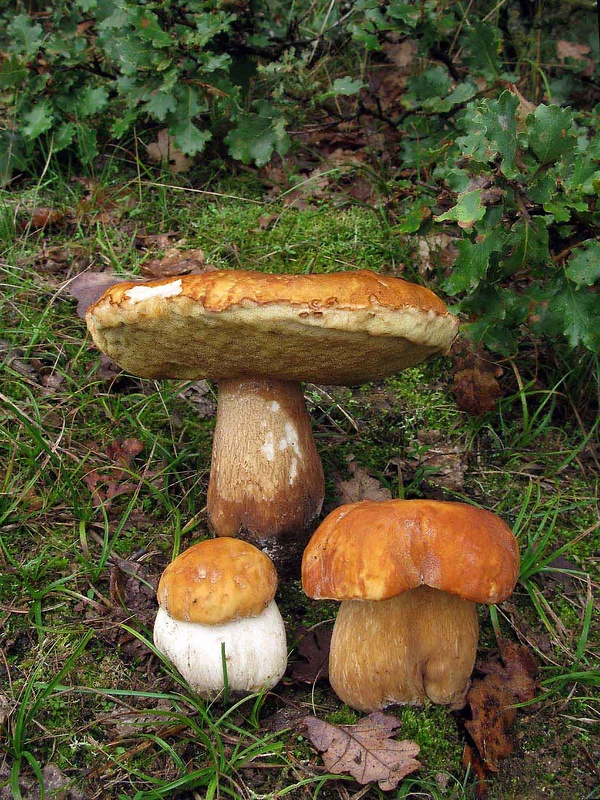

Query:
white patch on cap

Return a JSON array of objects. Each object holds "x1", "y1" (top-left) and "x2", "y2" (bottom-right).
[
  {"x1": 270, "y1": 401, "x2": 281, "y2": 412},
  {"x1": 125, "y1": 279, "x2": 183, "y2": 303}
]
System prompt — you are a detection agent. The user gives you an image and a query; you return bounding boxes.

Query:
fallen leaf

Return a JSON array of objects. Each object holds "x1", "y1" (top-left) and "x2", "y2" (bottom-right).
[
  {"x1": 288, "y1": 623, "x2": 333, "y2": 683},
  {"x1": 451, "y1": 339, "x2": 504, "y2": 416},
  {"x1": 381, "y1": 40, "x2": 418, "y2": 69},
  {"x1": 556, "y1": 40, "x2": 591, "y2": 62},
  {"x1": 0, "y1": 692, "x2": 14, "y2": 726},
  {"x1": 147, "y1": 129, "x2": 192, "y2": 173},
  {"x1": 25, "y1": 207, "x2": 66, "y2": 230},
  {"x1": 335, "y1": 460, "x2": 392, "y2": 504},
  {"x1": 417, "y1": 233, "x2": 457, "y2": 276},
  {"x1": 82, "y1": 438, "x2": 144, "y2": 509},
  {"x1": 140, "y1": 247, "x2": 208, "y2": 278},
  {"x1": 67, "y1": 271, "x2": 135, "y2": 318},
  {"x1": 462, "y1": 638, "x2": 538, "y2": 796},
  {"x1": 508, "y1": 84, "x2": 537, "y2": 132},
  {"x1": 305, "y1": 712, "x2": 420, "y2": 790}
]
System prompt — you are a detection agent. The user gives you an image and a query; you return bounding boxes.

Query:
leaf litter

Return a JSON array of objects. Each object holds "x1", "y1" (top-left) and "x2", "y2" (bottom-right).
[
  {"x1": 461, "y1": 637, "x2": 538, "y2": 797},
  {"x1": 304, "y1": 712, "x2": 421, "y2": 790}
]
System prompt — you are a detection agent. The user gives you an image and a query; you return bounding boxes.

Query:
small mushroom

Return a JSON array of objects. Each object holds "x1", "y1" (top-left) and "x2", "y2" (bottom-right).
[
  {"x1": 301, "y1": 499, "x2": 520, "y2": 711},
  {"x1": 153, "y1": 537, "x2": 288, "y2": 697},
  {"x1": 86, "y1": 270, "x2": 458, "y2": 571}
]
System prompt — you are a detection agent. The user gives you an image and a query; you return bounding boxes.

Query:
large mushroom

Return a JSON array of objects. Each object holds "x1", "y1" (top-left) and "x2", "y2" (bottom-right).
[
  {"x1": 86, "y1": 270, "x2": 458, "y2": 570},
  {"x1": 302, "y1": 499, "x2": 520, "y2": 711},
  {"x1": 153, "y1": 537, "x2": 288, "y2": 697}
]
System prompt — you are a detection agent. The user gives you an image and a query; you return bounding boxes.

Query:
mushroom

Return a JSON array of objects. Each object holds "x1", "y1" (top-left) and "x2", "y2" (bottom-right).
[
  {"x1": 86, "y1": 270, "x2": 458, "y2": 571},
  {"x1": 153, "y1": 537, "x2": 288, "y2": 697},
  {"x1": 301, "y1": 499, "x2": 520, "y2": 711}
]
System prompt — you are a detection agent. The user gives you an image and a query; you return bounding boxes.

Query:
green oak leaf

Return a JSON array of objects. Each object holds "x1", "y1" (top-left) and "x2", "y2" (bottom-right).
[
  {"x1": 169, "y1": 119, "x2": 211, "y2": 156},
  {"x1": 7, "y1": 15, "x2": 44, "y2": 58},
  {"x1": 528, "y1": 105, "x2": 575, "y2": 165},
  {"x1": 461, "y1": 22, "x2": 502, "y2": 81},
  {"x1": 22, "y1": 103, "x2": 53, "y2": 139},
  {"x1": 319, "y1": 76, "x2": 366, "y2": 100},
  {"x1": 77, "y1": 87, "x2": 109, "y2": 118},
  {"x1": 565, "y1": 241, "x2": 600, "y2": 287},
  {"x1": 552, "y1": 284, "x2": 600, "y2": 349},
  {"x1": 144, "y1": 90, "x2": 177, "y2": 121},
  {"x1": 503, "y1": 220, "x2": 550, "y2": 274},
  {"x1": 225, "y1": 101, "x2": 290, "y2": 167},
  {"x1": 443, "y1": 229, "x2": 504, "y2": 294},
  {"x1": 434, "y1": 189, "x2": 486, "y2": 229}
]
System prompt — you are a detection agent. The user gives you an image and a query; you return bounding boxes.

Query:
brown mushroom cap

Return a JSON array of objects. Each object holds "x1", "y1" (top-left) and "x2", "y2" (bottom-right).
[
  {"x1": 302, "y1": 499, "x2": 520, "y2": 605},
  {"x1": 85, "y1": 270, "x2": 458, "y2": 384},
  {"x1": 157, "y1": 538, "x2": 278, "y2": 625}
]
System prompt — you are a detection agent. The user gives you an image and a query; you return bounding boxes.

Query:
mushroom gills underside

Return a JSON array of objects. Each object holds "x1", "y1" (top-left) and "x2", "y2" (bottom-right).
[{"x1": 328, "y1": 586, "x2": 479, "y2": 712}]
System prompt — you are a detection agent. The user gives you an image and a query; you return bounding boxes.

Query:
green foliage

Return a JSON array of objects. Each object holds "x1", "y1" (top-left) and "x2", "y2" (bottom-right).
[
  {"x1": 432, "y1": 92, "x2": 600, "y2": 354},
  {"x1": 1, "y1": 0, "x2": 598, "y2": 357}
]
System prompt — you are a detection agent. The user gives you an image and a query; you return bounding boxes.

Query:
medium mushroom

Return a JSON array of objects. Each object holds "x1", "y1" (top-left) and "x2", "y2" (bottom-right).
[
  {"x1": 301, "y1": 499, "x2": 520, "y2": 711},
  {"x1": 153, "y1": 537, "x2": 288, "y2": 697},
  {"x1": 86, "y1": 270, "x2": 458, "y2": 570}
]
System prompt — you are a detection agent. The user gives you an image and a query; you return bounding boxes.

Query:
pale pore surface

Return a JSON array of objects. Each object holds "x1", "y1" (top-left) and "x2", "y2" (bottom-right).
[
  {"x1": 328, "y1": 586, "x2": 479, "y2": 712},
  {"x1": 86, "y1": 279, "x2": 458, "y2": 385},
  {"x1": 153, "y1": 600, "x2": 288, "y2": 697},
  {"x1": 207, "y1": 378, "x2": 325, "y2": 556}
]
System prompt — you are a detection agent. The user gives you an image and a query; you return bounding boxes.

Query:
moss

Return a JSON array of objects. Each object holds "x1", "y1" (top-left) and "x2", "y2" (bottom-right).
[{"x1": 393, "y1": 705, "x2": 464, "y2": 774}]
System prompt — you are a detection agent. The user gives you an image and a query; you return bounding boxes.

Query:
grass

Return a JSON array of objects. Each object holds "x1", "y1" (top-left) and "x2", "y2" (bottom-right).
[{"x1": 1, "y1": 156, "x2": 598, "y2": 799}]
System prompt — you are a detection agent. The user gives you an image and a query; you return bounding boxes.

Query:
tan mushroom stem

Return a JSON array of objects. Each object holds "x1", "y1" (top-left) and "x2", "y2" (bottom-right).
[
  {"x1": 207, "y1": 377, "x2": 325, "y2": 568},
  {"x1": 328, "y1": 586, "x2": 479, "y2": 712}
]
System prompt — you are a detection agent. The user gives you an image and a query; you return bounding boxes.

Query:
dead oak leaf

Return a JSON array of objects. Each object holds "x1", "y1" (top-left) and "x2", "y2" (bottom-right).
[
  {"x1": 147, "y1": 129, "x2": 192, "y2": 174},
  {"x1": 305, "y1": 712, "x2": 421, "y2": 790},
  {"x1": 462, "y1": 638, "x2": 538, "y2": 792},
  {"x1": 556, "y1": 40, "x2": 591, "y2": 62},
  {"x1": 68, "y1": 271, "x2": 136, "y2": 318},
  {"x1": 451, "y1": 339, "x2": 503, "y2": 416},
  {"x1": 335, "y1": 460, "x2": 392, "y2": 505},
  {"x1": 140, "y1": 247, "x2": 209, "y2": 279},
  {"x1": 288, "y1": 623, "x2": 333, "y2": 683}
]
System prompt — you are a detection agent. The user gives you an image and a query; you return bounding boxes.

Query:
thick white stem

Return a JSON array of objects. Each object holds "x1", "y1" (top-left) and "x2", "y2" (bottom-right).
[
  {"x1": 329, "y1": 586, "x2": 479, "y2": 712},
  {"x1": 153, "y1": 600, "x2": 288, "y2": 698},
  {"x1": 207, "y1": 377, "x2": 325, "y2": 571}
]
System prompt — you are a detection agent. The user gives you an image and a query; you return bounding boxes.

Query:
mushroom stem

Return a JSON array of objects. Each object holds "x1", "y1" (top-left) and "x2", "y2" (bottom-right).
[
  {"x1": 328, "y1": 586, "x2": 479, "y2": 712},
  {"x1": 154, "y1": 599, "x2": 288, "y2": 697},
  {"x1": 208, "y1": 377, "x2": 325, "y2": 570}
]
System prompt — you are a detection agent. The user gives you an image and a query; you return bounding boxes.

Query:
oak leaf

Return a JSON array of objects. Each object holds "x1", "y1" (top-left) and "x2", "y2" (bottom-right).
[
  {"x1": 288, "y1": 623, "x2": 333, "y2": 683},
  {"x1": 335, "y1": 460, "x2": 392, "y2": 504},
  {"x1": 305, "y1": 712, "x2": 420, "y2": 790},
  {"x1": 462, "y1": 638, "x2": 538, "y2": 797}
]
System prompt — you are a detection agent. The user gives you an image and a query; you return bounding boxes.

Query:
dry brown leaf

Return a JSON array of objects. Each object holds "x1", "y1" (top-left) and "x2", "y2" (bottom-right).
[
  {"x1": 140, "y1": 247, "x2": 208, "y2": 278},
  {"x1": 462, "y1": 638, "x2": 538, "y2": 796},
  {"x1": 68, "y1": 271, "x2": 134, "y2": 318},
  {"x1": 508, "y1": 85, "x2": 537, "y2": 132},
  {"x1": 147, "y1": 129, "x2": 192, "y2": 173},
  {"x1": 382, "y1": 40, "x2": 418, "y2": 69},
  {"x1": 451, "y1": 339, "x2": 504, "y2": 416},
  {"x1": 556, "y1": 40, "x2": 591, "y2": 62},
  {"x1": 26, "y1": 207, "x2": 66, "y2": 230},
  {"x1": 417, "y1": 233, "x2": 457, "y2": 276},
  {"x1": 452, "y1": 368, "x2": 502, "y2": 416},
  {"x1": 82, "y1": 438, "x2": 144, "y2": 509},
  {"x1": 335, "y1": 460, "x2": 392, "y2": 504},
  {"x1": 305, "y1": 712, "x2": 421, "y2": 790},
  {"x1": 288, "y1": 623, "x2": 333, "y2": 683}
]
